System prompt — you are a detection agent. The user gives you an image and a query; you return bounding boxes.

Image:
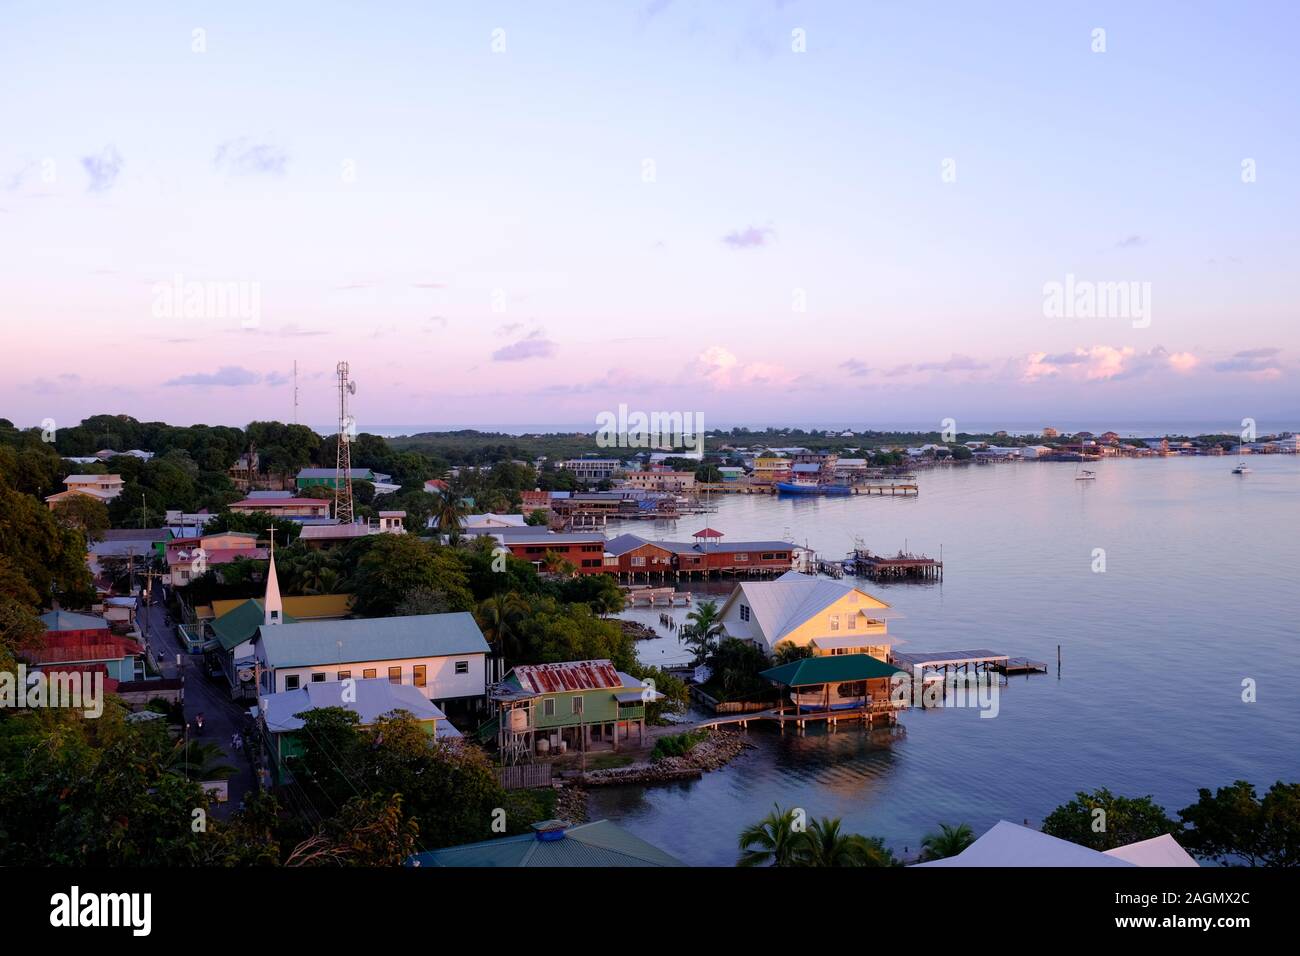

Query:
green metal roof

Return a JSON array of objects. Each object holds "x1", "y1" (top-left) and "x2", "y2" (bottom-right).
[
  {"x1": 760, "y1": 653, "x2": 906, "y2": 687},
  {"x1": 408, "y1": 820, "x2": 684, "y2": 867},
  {"x1": 210, "y1": 599, "x2": 297, "y2": 652},
  {"x1": 257, "y1": 611, "x2": 489, "y2": 668}
]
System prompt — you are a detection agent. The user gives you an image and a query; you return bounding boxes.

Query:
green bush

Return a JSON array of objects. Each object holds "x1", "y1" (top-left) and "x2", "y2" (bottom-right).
[{"x1": 651, "y1": 730, "x2": 707, "y2": 762}]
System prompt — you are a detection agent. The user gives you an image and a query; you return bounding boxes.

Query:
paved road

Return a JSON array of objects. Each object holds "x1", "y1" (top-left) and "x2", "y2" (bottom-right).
[{"x1": 141, "y1": 583, "x2": 256, "y2": 818}]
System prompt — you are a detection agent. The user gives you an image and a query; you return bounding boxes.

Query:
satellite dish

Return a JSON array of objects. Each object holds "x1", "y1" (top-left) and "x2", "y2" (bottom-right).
[{"x1": 347, "y1": 381, "x2": 357, "y2": 394}]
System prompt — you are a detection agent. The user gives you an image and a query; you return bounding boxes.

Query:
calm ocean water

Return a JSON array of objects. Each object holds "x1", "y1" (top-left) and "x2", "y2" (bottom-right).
[{"x1": 593, "y1": 456, "x2": 1300, "y2": 866}]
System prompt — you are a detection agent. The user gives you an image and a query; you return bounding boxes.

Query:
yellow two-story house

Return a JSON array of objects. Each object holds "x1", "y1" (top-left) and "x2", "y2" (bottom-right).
[{"x1": 717, "y1": 571, "x2": 902, "y2": 661}]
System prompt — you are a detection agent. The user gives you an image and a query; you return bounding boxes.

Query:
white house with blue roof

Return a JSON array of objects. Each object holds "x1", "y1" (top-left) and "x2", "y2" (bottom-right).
[{"x1": 251, "y1": 607, "x2": 491, "y2": 715}]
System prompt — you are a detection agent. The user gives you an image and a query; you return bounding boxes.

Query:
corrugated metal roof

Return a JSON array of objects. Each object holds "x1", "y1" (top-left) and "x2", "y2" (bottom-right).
[{"x1": 512, "y1": 660, "x2": 623, "y2": 693}]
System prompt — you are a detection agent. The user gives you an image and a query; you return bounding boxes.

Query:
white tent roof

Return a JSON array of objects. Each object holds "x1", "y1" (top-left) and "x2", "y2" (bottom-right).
[
  {"x1": 1102, "y1": 834, "x2": 1199, "y2": 867},
  {"x1": 914, "y1": 821, "x2": 1134, "y2": 867}
]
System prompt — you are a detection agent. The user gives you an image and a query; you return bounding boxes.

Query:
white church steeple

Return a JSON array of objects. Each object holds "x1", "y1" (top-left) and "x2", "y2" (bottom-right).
[{"x1": 264, "y1": 527, "x2": 283, "y2": 626}]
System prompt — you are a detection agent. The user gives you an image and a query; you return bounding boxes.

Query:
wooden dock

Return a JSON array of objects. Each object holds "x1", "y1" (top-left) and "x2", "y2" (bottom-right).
[
  {"x1": 852, "y1": 549, "x2": 943, "y2": 581},
  {"x1": 696, "y1": 701, "x2": 904, "y2": 731},
  {"x1": 891, "y1": 649, "x2": 1047, "y2": 676},
  {"x1": 623, "y1": 586, "x2": 692, "y2": 607},
  {"x1": 851, "y1": 482, "x2": 919, "y2": 496}
]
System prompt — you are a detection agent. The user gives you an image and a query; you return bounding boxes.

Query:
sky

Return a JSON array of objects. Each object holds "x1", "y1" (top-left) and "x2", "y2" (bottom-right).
[{"x1": 1, "y1": 0, "x2": 1298, "y2": 432}]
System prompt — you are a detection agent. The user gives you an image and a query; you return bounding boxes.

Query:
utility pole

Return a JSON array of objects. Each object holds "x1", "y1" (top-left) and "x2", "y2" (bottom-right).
[{"x1": 293, "y1": 360, "x2": 299, "y2": 425}]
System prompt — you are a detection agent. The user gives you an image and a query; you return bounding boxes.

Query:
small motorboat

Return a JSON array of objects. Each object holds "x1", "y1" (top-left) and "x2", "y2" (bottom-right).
[
  {"x1": 1075, "y1": 469, "x2": 1096, "y2": 480},
  {"x1": 1232, "y1": 462, "x2": 1251, "y2": 475}
]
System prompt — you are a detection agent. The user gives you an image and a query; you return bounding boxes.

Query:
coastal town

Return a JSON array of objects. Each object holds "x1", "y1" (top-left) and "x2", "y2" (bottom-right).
[
  {"x1": 5, "y1": 397, "x2": 1296, "y2": 875},
  {"x1": 4, "y1": 2, "x2": 1297, "y2": 935}
]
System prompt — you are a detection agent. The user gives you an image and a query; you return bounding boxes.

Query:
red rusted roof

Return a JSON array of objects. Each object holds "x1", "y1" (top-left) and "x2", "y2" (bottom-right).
[
  {"x1": 512, "y1": 660, "x2": 622, "y2": 694},
  {"x1": 692, "y1": 527, "x2": 725, "y2": 538},
  {"x1": 24, "y1": 638, "x2": 140, "y2": 664}
]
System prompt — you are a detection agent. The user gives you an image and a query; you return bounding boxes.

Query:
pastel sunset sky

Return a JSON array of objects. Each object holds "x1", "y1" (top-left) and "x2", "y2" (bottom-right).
[{"x1": 2, "y1": 1, "x2": 1297, "y2": 432}]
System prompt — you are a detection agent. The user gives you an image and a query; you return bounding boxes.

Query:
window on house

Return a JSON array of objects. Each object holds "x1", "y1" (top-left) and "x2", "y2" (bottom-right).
[
  {"x1": 388, "y1": 666, "x2": 402, "y2": 684},
  {"x1": 631, "y1": 556, "x2": 646, "y2": 567},
  {"x1": 413, "y1": 665, "x2": 427, "y2": 687},
  {"x1": 310, "y1": 672, "x2": 326, "y2": 683},
  {"x1": 455, "y1": 660, "x2": 469, "y2": 675},
  {"x1": 363, "y1": 668, "x2": 377, "y2": 679},
  {"x1": 338, "y1": 670, "x2": 351, "y2": 681},
  {"x1": 829, "y1": 615, "x2": 840, "y2": 631},
  {"x1": 284, "y1": 675, "x2": 300, "y2": 690},
  {"x1": 543, "y1": 698, "x2": 556, "y2": 717},
  {"x1": 572, "y1": 696, "x2": 584, "y2": 715},
  {"x1": 847, "y1": 614, "x2": 857, "y2": 630},
  {"x1": 740, "y1": 604, "x2": 750, "y2": 622},
  {"x1": 735, "y1": 553, "x2": 748, "y2": 561}
]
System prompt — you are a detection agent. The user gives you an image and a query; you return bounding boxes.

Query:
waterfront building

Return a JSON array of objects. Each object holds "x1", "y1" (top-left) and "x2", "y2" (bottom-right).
[
  {"x1": 759, "y1": 652, "x2": 908, "y2": 721},
  {"x1": 624, "y1": 470, "x2": 696, "y2": 492},
  {"x1": 752, "y1": 455, "x2": 792, "y2": 484},
  {"x1": 604, "y1": 533, "x2": 677, "y2": 577},
  {"x1": 717, "y1": 571, "x2": 898, "y2": 659},
  {"x1": 485, "y1": 660, "x2": 662, "y2": 759}
]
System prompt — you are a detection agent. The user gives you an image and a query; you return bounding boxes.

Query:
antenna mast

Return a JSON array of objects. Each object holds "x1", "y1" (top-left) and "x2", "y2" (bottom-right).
[
  {"x1": 293, "y1": 360, "x2": 300, "y2": 424},
  {"x1": 334, "y1": 361, "x2": 356, "y2": 523}
]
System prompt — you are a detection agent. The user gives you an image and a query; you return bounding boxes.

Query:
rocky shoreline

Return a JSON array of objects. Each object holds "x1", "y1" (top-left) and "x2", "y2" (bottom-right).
[
  {"x1": 619, "y1": 620, "x2": 659, "y2": 641},
  {"x1": 576, "y1": 728, "x2": 753, "y2": 787}
]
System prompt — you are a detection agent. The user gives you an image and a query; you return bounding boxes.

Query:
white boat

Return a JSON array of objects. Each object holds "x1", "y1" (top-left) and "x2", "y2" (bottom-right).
[
  {"x1": 1232, "y1": 462, "x2": 1251, "y2": 475},
  {"x1": 790, "y1": 681, "x2": 868, "y2": 712},
  {"x1": 1075, "y1": 469, "x2": 1096, "y2": 481}
]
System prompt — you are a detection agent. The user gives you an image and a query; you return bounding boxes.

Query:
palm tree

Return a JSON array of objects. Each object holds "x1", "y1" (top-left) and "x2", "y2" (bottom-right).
[
  {"x1": 434, "y1": 493, "x2": 467, "y2": 537},
  {"x1": 165, "y1": 740, "x2": 236, "y2": 781},
  {"x1": 541, "y1": 551, "x2": 576, "y2": 577},
  {"x1": 798, "y1": 817, "x2": 896, "y2": 867},
  {"x1": 773, "y1": 641, "x2": 814, "y2": 665},
  {"x1": 683, "y1": 599, "x2": 725, "y2": 664},
  {"x1": 476, "y1": 592, "x2": 529, "y2": 668},
  {"x1": 920, "y1": 822, "x2": 975, "y2": 861},
  {"x1": 738, "y1": 804, "x2": 804, "y2": 867}
]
